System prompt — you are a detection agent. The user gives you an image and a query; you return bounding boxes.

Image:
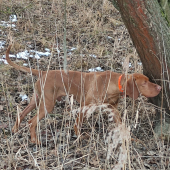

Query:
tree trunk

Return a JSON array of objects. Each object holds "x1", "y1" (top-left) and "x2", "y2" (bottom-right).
[{"x1": 110, "y1": 0, "x2": 170, "y2": 137}]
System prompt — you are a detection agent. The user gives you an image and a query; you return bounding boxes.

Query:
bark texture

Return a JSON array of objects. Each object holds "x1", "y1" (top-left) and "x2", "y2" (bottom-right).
[{"x1": 110, "y1": 0, "x2": 170, "y2": 135}]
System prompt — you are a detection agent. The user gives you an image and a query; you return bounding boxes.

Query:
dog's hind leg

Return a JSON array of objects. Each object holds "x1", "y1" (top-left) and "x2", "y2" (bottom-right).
[
  {"x1": 28, "y1": 95, "x2": 56, "y2": 143},
  {"x1": 12, "y1": 93, "x2": 39, "y2": 133}
]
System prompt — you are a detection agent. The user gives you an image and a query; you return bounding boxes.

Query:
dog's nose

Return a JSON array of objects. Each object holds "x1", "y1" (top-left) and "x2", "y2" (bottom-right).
[{"x1": 157, "y1": 85, "x2": 161, "y2": 91}]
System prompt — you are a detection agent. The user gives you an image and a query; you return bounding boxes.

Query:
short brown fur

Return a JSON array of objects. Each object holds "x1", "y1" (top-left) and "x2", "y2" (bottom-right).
[{"x1": 6, "y1": 45, "x2": 161, "y2": 143}]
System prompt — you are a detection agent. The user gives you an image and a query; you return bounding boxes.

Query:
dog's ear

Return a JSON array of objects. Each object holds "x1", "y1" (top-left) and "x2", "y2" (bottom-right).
[{"x1": 125, "y1": 75, "x2": 139, "y2": 100}]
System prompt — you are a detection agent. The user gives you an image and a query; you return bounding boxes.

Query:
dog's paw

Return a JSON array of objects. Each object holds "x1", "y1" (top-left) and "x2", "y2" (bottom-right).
[
  {"x1": 30, "y1": 132, "x2": 41, "y2": 144},
  {"x1": 31, "y1": 137, "x2": 41, "y2": 145},
  {"x1": 12, "y1": 125, "x2": 19, "y2": 133}
]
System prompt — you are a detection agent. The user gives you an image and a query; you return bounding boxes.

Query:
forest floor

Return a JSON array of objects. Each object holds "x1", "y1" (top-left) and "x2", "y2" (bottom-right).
[{"x1": 0, "y1": 0, "x2": 169, "y2": 169}]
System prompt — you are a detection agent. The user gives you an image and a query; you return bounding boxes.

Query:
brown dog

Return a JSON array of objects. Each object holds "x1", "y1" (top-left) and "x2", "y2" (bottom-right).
[{"x1": 6, "y1": 44, "x2": 161, "y2": 143}]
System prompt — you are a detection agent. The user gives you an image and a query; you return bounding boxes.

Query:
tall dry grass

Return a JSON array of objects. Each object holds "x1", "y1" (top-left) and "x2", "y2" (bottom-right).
[{"x1": 0, "y1": 0, "x2": 167, "y2": 169}]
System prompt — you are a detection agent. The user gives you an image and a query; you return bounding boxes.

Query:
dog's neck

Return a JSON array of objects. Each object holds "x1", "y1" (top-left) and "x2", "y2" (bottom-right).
[{"x1": 119, "y1": 74, "x2": 130, "y2": 92}]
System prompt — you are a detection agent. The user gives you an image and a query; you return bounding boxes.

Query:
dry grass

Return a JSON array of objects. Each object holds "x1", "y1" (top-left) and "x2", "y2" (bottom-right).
[{"x1": 0, "y1": 0, "x2": 169, "y2": 169}]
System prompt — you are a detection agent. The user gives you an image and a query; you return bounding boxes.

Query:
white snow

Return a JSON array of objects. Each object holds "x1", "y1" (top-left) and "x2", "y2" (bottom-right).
[{"x1": 88, "y1": 67, "x2": 103, "y2": 72}]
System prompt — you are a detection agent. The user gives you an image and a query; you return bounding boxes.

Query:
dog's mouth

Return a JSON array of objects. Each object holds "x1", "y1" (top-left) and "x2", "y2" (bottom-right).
[{"x1": 140, "y1": 85, "x2": 161, "y2": 98}]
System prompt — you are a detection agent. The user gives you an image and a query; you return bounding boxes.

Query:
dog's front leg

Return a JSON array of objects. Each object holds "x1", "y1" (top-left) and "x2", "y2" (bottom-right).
[{"x1": 74, "y1": 109, "x2": 87, "y2": 136}]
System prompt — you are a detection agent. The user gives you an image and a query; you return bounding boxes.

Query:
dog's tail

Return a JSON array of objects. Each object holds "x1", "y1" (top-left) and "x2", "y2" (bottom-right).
[{"x1": 6, "y1": 44, "x2": 40, "y2": 76}]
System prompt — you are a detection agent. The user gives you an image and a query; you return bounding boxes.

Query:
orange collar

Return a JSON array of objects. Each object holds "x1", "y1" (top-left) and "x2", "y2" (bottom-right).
[{"x1": 118, "y1": 75, "x2": 123, "y2": 92}]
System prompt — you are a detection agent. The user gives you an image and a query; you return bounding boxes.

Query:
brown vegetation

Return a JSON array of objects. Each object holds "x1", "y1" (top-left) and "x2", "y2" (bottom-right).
[{"x1": 0, "y1": 0, "x2": 169, "y2": 169}]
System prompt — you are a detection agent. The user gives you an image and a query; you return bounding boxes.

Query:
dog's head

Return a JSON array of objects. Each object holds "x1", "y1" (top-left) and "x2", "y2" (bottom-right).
[{"x1": 125, "y1": 73, "x2": 161, "y2": 100}]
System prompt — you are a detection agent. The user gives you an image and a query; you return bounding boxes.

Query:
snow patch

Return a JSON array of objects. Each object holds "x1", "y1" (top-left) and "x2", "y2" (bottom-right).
[
  {"x1": 0, "y1": 41, "x2": 5, "y2": 49},
  {"x1": 89, "y1": 67, "x2": 103, "y2": 72}
]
